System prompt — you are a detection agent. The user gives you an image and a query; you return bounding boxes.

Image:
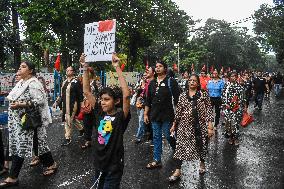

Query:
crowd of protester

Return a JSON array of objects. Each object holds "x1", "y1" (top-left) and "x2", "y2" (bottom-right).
[{"x1": 0, "y1": 53, "x2": 283, "y2": 188}]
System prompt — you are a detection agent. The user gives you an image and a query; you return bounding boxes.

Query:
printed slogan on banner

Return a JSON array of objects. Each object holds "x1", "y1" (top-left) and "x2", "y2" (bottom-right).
[{"x1": 84, "y1": 20, "x2": 116, "y2": 62}]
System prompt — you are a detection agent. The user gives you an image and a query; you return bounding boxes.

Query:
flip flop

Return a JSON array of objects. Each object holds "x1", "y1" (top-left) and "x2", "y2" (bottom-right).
[
  {"x1": 0, "y1": 180, "x2": 19, "y2": 188},
  {"x1": 81, "y1": 142, "x2": 92, "y2": 149},
  {"x1": 29, "y1": 156, "x2": 40, "y2": 167},
  {"x1": 199, "y1": 168, "x2": 206, "y2": 175},
  {"x1": 146, "y1": 161, "x2": 162, "y2": 169},
  {"x1": 43, "y1": 162, "x2": 58, "y2": 176},
  {"x1": 168, "y1": 174, "x2": 181, "y2": 183}
]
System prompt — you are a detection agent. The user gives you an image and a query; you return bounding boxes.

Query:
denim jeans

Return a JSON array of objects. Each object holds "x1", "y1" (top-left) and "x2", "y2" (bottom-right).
[
  {"x1": 255, "y1": 93, "x2": 264, "y2": 109},
  {"x1": 136, "y1": 109, "x2": 145, "y2": 140},
  {"x1": 93, "y1": 169, "x2": 123, "y2": 189},
  {"x1": 152, "y1": 121, "x2": 175, "y2": 162},
  {"x1": 274, "y1": 84, "x2": 282, "y2": 96}
]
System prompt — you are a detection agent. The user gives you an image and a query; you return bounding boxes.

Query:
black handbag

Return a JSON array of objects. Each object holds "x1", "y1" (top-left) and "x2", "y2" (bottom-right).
[{"x1": 21, "y1": 105, "x2": 42, "y2": 131}]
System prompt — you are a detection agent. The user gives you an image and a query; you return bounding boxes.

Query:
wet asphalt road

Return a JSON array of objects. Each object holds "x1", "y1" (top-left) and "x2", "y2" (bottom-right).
[{"x1": 0, "y1": 91, "x2": 283, "y2": 189}]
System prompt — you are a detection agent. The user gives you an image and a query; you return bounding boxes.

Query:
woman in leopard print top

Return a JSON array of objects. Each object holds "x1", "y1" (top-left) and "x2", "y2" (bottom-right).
[{"x1": 168, "y1": 74, "x2": 214, "y2": 182}]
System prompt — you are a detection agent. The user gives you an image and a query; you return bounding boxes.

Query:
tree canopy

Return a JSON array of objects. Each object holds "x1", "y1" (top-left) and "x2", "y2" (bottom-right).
[{"x1": 0, "y1": 0, "x2": 281, "y2": 73}]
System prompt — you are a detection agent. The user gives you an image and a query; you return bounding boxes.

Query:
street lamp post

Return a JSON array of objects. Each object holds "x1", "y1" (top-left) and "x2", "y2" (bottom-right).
[{"x1": 174, "y1": 43, "x2": 180, "y2": 74}]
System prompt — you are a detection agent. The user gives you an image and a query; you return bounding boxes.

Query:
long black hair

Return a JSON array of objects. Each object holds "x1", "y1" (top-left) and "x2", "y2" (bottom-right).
[{"x1": 22, "y1": 61, "x2": 36, "y2": 76}]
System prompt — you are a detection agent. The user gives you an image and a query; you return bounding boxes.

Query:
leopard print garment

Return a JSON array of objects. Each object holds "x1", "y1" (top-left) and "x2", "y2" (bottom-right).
[{"x1": 173, "y1": 90, "x2": 214, "y2": 161}]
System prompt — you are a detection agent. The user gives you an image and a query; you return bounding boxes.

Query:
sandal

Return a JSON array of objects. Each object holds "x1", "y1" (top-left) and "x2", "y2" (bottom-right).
[
  {"x1": 234, "y1": 139, "x2": 239, "y2": 146},
  {"x1": 29, "y1": 156, "x2": 40, "y2": 167},
  {"x1": 146, "y1": 161, "x2": 162, "y2": 169},
  {"x1": 168, "y1": 170, "x2": 181, "y2": 183},
  {"x1": 0, "y1": 180, "x2": 19, "y2": 188},
  {"x1": 43, "y1": 162, "x2": 58, "y2": 176},
  {"x1": 199, "y1": 167, "x2": 206, "y2": 175},
  {"x1": 81, "y1": 141, "x2": 92, "y2": 149},
  {"x1": 228, "y1": 138, "x2": 234, "y2": 145},
  {"x1": 0, "y1": 167, "x2": 9, "y2": 176}
]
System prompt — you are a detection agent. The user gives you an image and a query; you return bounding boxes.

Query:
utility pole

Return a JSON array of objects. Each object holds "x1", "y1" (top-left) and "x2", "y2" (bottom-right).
[{"x1": 174, "y1": 43, "x2": 180, "y2": 74}]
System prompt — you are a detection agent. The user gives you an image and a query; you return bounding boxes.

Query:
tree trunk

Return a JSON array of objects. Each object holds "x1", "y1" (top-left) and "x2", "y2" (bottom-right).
[{"x1": 11, "y1": 4, "x2": 21, "y2": 71}]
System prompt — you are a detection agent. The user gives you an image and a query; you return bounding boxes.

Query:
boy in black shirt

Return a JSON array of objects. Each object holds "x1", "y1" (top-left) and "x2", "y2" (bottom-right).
[{"x1": 80, "y1": 53, "x2": 131, "y2": 188}]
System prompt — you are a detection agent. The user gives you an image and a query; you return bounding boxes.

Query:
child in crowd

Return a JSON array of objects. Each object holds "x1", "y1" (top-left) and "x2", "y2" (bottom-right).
[{"x1": 80, "y1": 53, "x2": 131, "y2": 189}]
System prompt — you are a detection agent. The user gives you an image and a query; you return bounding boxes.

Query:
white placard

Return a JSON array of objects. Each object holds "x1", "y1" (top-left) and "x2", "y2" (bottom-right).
[{"x1": 84, "y1": 19, "x2": 116, "y2": 62}]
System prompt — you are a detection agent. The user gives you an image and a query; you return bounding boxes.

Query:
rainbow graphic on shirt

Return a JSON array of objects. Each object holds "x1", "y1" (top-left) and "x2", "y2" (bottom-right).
[{"x1": 97, "y1": 116, "x2": 114, "y2": 145}]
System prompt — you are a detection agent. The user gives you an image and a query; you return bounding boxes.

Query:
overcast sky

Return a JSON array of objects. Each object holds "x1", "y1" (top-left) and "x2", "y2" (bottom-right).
[{"x1": 172, "y1": 0, "x2": 274, "y2": 33}]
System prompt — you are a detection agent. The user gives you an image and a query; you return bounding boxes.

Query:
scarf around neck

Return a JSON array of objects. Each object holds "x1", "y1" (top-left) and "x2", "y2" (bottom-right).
[{"x1": 7, "y1": 77, "x2": 37, "y2": 101}]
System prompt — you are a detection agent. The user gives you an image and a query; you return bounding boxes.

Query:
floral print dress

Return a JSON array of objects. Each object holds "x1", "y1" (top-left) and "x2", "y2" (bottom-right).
[{"x1": 221, "y1": 82, "x2": 245, "y2": 138}]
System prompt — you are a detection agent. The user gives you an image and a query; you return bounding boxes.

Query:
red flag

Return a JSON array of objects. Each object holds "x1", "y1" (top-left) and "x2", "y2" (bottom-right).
[
  {"x1": 191, "y1": 63, "x2": 194, "y2": 72},
  {"x1": 201, "y1": 65, "x2": 206, "y2": 71},
  {"x1": 210, "y1": 65, "x2": 214, "y2": 73},
  {"x1": 120, "y1": 63, "x2": 125, "y2": 71},
  {"x1": 173, "y1": 63, "x2": 178, "y2": 72},
  {"x1": 54, "y1": 54, "x2": 60, "y2": 71}
]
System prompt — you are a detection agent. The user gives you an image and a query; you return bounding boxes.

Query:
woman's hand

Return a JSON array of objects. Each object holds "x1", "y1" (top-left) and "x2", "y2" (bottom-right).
[
  {"x1": 144, "y1": 114, "x2": 149, "y2": 124},
  {"x1": 10, "y1": 101, "x2": 27, "y2": 109},
  {"x1": 112, "y1": 53, "x2": 120, "y2": 68},
  {"x1": 170, "y1": 122, "x2": 176, "y2": 133},
  {"x1": 208, "y1": 122, "x2": 215, "y2": 138},
  {"x1": 79, "y1": 53, "x2": 88, "y2": 67}
]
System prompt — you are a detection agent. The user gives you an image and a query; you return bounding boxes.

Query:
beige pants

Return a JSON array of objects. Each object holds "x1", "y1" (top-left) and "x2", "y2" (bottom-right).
[{"x1": 64, "y1": 114, "x2": 83, "y2": 139}]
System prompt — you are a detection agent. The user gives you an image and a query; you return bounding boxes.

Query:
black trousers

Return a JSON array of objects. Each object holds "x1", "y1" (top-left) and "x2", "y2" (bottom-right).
[
  {"x1": 210, "y1": 97, "x2": 222, "y2": 127},
  {"x1": 144, "y1": 122, "x2": 153, "y2": 141},
  {"x1": 9, "y1": 151, "x2": 54, "y2": 179},
  {"x1": 33, "y1": 129, "x2": 38, "y2": 156},
  {"x1": 83, "y1": 109, "x2": 96, "y2": 141},
  {"x1": 0, "y1": 130, "x2": 4, "y2": 169}
]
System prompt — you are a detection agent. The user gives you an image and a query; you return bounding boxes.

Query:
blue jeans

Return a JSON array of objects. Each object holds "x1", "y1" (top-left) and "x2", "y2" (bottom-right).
[
  {"x1": 136, "y1": 109, "x2": 145, "y2": 140},
  {"x1": 274, "y1": 84, "x2": 282, "y2": 96},
  {"x1": 152, "y1": 121, "x2": 175, "y2": 162},
  {"x1": 93, "y1": 169, "x2": 123, "y2": 189},
  {"x1": 255, "y1": 93, "x2": 264, "y2": 109}
]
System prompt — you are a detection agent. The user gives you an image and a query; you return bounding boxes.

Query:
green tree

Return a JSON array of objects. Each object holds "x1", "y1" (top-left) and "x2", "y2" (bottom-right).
[{"x1": 254, "y1": 3, "x2": 284, "y2": 64}]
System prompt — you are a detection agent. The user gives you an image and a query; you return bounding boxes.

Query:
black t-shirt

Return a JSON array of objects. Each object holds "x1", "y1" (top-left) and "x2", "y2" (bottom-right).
[
  {"x1": 253, "y1": 77, "x2": 266, "y2": 93},
  {"x1": 93, "y1": 110, "x2": 131, "y2": 172},
  {"x1": 145, "y1": 77, "x2": 180, "y2": 122},
  {"x1": 243, "y1": 80, "x2": 253, "y2": 98},
  {"x1": 273, "y1": 75, "x2": 283, "y2": 84}
]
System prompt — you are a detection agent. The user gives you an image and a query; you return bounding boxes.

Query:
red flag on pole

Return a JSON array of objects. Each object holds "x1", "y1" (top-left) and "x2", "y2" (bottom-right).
[
  {"x1": 173, "y1": 63, "x2": 178, "y2": 72},
  {"x1": 54, "y1": 53, "x2": 60, "y2": 71},
  {"x1": 120, "y1": 63, "x2": 125, "y2": 71}
]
